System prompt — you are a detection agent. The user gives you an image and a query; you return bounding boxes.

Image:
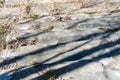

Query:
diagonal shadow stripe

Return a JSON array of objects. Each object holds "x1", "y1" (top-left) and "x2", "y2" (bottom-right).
[
  {"x1": 46, "y1": 38, "x2": 120, "y2": 66},
  {"x1": 0, "y1": 31, "x2": 112, "y2": 67}
]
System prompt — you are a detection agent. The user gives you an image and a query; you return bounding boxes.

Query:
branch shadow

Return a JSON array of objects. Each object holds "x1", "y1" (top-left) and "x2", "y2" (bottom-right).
[
  {"x1": 10, "y1": 38, "x2": 120, "y2": 80},
  {"x1": 0, "y1": 15, "x2": 120, "y2": 80},
  {"x1": 0, "y1": 29, "x2": 115, "y2": 68}
]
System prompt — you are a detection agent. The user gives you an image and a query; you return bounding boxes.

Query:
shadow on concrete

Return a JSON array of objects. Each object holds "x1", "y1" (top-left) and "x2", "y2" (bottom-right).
[
  {"x1": 10, "y1": 38, "x2": 120, "y2": 80},
  {"x1": 0, "y1": 15, "x2": 120, "y2": 80}
]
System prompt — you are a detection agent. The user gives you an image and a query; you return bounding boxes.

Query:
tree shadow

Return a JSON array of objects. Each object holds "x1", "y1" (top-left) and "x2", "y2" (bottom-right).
[
  {"x1": 0, "y1": 29, "x2": 115, "y2": 68},
  {"x1": 9, "y1": 38, "x2": 120, "y2": 80},
  {"x1": 0, "y1": 15, "x2": 120, "y2": 80}
]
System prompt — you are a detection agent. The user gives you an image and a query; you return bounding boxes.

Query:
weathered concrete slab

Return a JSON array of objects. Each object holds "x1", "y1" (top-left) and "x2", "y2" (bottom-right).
[{"x1": 0, "y1": 0, "x2": 120, "y2": 80}]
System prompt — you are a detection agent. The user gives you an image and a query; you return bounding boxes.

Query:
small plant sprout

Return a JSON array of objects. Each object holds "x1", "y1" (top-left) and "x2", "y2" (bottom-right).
[{"x1": 44, "y1": 69, "x2": 56, "y2": 80}]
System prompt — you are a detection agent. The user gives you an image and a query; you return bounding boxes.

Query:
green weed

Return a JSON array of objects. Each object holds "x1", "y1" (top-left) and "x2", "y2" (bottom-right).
[{"x1": 44, "y1": 69, "x2": 55, "y2": 80}]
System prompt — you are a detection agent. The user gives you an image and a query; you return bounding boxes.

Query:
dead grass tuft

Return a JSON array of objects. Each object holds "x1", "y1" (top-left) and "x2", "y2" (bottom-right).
[
  {"x1": 20, "y1": 0, "x2": 32, "y2": 19},
  {"x1": 98, "y1": 27, "x2": 120, "y2": 32},
  {"x1": 84, "y1": 11, "x2": 102, "y2": 14},
  {"x1": 0, "y1": 0, "x2": 5, "y2": 7},
  {"x1": 110, "y1": 9, "x2": 120, "y2": 13}
]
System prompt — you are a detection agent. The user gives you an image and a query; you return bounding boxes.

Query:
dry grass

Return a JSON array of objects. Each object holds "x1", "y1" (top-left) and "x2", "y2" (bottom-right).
[
  {"x1": 40, "y1": 25, "x2": 54, "y2": 32},
  {"x1": 0, "y1": 0, "x2": 5, "y2": 7},
  {"x1": 75, "y1": 0, "x2": 98, "y2": 8},
  {"x1": 0, "y1": 23, "x2": 8, "y2": 51},
  {"x1": 49, "y1": 0, "x2": 96, "y2": 15},
  {"x1": 4, "y1": 4, "x2": 21, "y2": 7},
  {"x1": 107, "y1": 2, "x2": 118, "y2": 6},
  {"x1": 0, "y1": 24, "x2": 5, "y2": 34},
  {"x1": 20, "y1": 0, "x2": 38, "y2": 19},
  {"x1": 84, "y1": 11, "x2": 102, "y2": 14},
  {"x1": 27, "y1": 14, "x2": 38, "y2": 19},
  {"x1": 6, "y1": 38, "x2": 38, "y2": 49},
  {"x1": 98, "y1": 27, "x2": 120, "y2": 32},
  {"x1": 110, "y1": 9, "x2": 120, "y2": 13},
  {"x1": 0, "y1": 16, "x2": 18, "y2": 50},
  {"x1": 20, "y1": 0, "x2": 32, "y2": 19},
  {"x1": 50, "y1": 1, "x2": 60, "y2": 15},
  {"x1": 0, "y1": 15, "x2": 37, "y2": 50}
]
